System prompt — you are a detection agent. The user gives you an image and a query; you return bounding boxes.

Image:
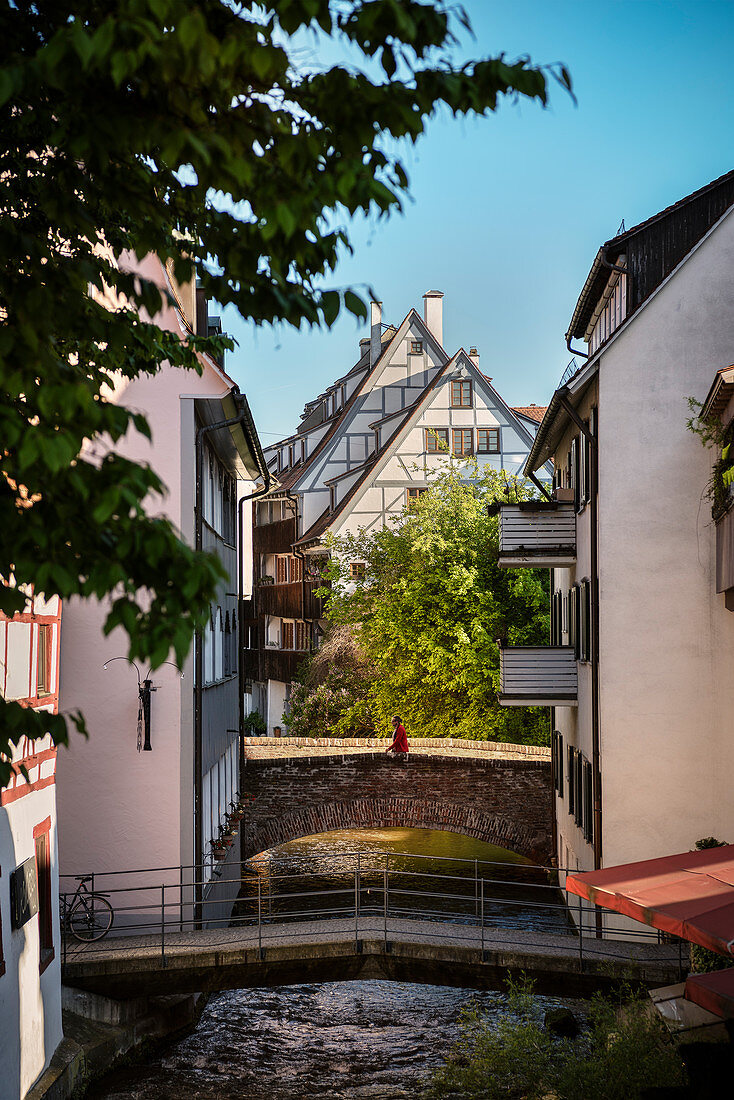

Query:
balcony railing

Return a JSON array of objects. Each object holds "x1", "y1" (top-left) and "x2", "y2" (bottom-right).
[
  {"x1": 498, "y1": 502, "x2": 576, "y2": 569},
  {"x1": 498, "y1": 646, "x2": 577, "y2": 707}
]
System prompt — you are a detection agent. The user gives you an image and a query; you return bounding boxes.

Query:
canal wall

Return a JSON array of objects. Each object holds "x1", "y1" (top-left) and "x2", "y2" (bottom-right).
[{"x1": 242, "y1": 751, "x2": 553, "y2": 864}]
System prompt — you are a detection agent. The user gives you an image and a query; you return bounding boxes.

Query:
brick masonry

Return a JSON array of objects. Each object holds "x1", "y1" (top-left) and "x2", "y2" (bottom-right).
[{"x1": 242, "y1": 750, "x2": 553, "y2": 864}]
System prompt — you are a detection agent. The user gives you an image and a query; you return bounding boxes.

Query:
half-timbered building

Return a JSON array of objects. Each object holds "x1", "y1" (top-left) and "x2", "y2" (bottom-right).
[{"x1": 244, "y1": 292, "x2": 551, "y2": 733}]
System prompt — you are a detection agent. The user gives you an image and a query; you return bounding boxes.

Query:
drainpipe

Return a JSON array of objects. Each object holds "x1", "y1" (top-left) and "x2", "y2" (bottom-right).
[
  {"x1": 194, "y1": 406, "x2": 256, "y2": 921},
  {"x1": 566, "y1": 336, "x2": 589, "y2": 360},
  {"x1": 557, "y1": 396, "x2": 601, "y2": 884}
]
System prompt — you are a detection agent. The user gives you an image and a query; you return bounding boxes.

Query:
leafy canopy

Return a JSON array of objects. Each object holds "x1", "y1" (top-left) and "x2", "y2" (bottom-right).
[
  {"x1": 317, "y1": 460, "x2": 550, "y2": 743},
  {"x1": 0, "y1": 0, "x2": 569, "y2": 778}
]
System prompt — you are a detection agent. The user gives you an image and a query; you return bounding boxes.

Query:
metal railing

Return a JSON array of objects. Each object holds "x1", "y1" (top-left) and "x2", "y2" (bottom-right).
[{"x1": 59, "y1": 852, "x2": 686, "y2": 977}]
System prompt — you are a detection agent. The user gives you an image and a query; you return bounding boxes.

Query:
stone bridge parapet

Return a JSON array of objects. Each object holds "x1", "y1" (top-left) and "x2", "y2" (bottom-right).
[{"x1": 241, "y1": 747, "x2": 552, "y2": 864}]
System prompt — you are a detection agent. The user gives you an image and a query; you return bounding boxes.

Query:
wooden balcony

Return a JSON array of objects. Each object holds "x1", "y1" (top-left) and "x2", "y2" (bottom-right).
[
  {"x1": 253, "y1": 516, "x2": 297, "y2": 554},
  {"x1": 498, "y1": 502, "x2": 576, "y2": 569},
  {"x1": 498, "y1": 646, "x2": 577, "y2": 707},
  {"x1": 242, "y1": 648, "x2": 308, "y2": 684},
  {"x1": 254, "y1": 580, "x2": 326, "y2": 620}
]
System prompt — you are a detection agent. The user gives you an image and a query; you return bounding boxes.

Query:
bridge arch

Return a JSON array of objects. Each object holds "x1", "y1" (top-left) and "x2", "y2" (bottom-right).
[
  {"x1": 245, "y1": 797, "x2": 545, "y2": 863},
  {"x1": 242, "y1": 751, "x2": 553, "y2": 865}
]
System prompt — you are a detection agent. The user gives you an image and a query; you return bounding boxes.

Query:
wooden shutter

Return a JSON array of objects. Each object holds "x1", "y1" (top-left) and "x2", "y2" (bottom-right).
[{"x1": 567, "y1": 746, "x2": 575, "y2": 817}]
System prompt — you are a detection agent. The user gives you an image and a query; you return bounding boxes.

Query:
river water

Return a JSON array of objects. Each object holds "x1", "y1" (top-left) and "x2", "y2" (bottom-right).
[{"x1": 89, "y1": 827, "x2": 581, "y2": 1100}]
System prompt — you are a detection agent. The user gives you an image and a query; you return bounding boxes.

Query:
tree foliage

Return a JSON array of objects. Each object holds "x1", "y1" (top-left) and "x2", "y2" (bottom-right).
[
  {"x1": 319, "y1": 460, "x2": 550, "y2": 743},
  {"x1": 0, "y1": 0, "x2": 569, "y2": 779},
  {"x1": 286, "y1": 625, "x2": 376, "y2": 738}
]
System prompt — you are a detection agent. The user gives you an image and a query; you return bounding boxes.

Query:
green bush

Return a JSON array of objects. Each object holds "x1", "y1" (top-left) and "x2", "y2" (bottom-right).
[{"x1": 430, "y1": 976, "x2": 686, "y2": 1099}]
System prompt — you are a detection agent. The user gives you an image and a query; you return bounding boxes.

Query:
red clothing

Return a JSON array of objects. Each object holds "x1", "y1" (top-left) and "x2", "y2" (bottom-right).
[{"x1": 390, "y1": 724, "x2": 408, "y2": 753}]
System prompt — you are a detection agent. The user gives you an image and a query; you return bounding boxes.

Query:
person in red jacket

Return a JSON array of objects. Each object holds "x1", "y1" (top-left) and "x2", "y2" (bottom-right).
[{"x1": 385, "y1": 715, "x2": 408, "y2": 755}]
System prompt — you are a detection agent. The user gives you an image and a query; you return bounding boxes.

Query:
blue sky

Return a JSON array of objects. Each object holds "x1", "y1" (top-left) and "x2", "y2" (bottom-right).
[{"x1": 222, "y1": 0, "x2": 734, "y2": 444}]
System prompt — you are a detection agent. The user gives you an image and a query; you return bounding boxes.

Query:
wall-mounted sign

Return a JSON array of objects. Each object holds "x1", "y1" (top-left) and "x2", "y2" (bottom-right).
[{"x1": 10, "y1": 857, "x2": 38, "y2": 930}]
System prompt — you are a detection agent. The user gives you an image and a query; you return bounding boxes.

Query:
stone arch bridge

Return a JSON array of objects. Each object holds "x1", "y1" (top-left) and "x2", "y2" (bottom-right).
[{"x1": 241, "y1": 737, "x2": 553, "y2": 865}]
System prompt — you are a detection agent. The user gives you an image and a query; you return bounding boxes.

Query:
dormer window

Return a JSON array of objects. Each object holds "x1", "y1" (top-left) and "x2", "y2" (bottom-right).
[
  {"x1": 451, "y1": 380, "x2": 472, "y2": 408},
  {"x1": 410, "y1": 340, "x2": 423, "y2": 354}
]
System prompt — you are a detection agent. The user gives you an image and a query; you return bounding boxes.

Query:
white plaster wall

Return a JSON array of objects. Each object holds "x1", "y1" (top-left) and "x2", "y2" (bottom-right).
[
  {"x1": 597, "y1": 209, "x2": 734, "y2": 866},
  {"x1": 57, "y1": 254, "x2": 234, "y2": 877},
  {"x1": 0, "y1": 786, "x2": 63, "y2": 1100}
]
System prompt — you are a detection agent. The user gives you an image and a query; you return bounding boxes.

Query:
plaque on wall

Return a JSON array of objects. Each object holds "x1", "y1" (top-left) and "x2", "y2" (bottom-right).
[{"x1": 10, "y1": 857, "x2": 39, "y2": 930}]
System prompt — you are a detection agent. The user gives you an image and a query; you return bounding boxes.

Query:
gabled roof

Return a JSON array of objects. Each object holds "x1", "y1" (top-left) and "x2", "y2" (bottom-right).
[
  {"x1": 270, "y1": 307, "x2": 447, "y2": 495},
  {"x1": 567, "y1": 169, "x2": 734, "y2": 342},
  {"x1": 296, "y1": 350, "x2": 551, "y2": 548},
  {"x1": 295, "y1": 353, "x2": 458, "y2": 547}
]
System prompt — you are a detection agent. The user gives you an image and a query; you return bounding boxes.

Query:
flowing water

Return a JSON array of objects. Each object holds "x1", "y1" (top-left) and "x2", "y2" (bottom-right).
[{"x1": 89, "y1": 828, "x2": 582, "y2": 1100}]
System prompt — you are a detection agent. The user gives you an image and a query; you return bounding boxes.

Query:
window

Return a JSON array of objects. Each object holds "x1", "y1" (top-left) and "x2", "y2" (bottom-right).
[
  {"x1": 476, "y1": 428, "x2": 500, "y2": 454},
  {"x1": 578, "y1": 579, "x2": 591, "y2": 662},
  {"x1": 552, "y1": 730, "x2": 564, "y2": 796},
  {"x1": 410, "y1": 340, "x2": 423, "y2": 354},
  {"x1": 34, "y1": 817, "x2": 54, "y2": 972},
  {"x1": 291, "y1": 555, "x2": 303, "y2": 583},
  {"x1": 406, "y1": 488, "x2": 428, "y2": 506},
  {"x1": 288, "y1": 444, "x2": 295, "y2": 467},
  {"x1": 452, "y1": 429, "x2": 473, "y2": 456},
  {"x1": 424, "y1": 428, "x2": 449, "y2": 453},
  {"x1": 36, "y1": 624, "x2": 51, "y2": 696},
  {"x1": 276, "y1": 556, "x2": 289, "y2": 584},
  {"x1": 450, "y1": 380, "x2": 472, "y2": 407},
  {"x1": 551, "y1": 591, "x2": 563, "y2": 646},
  {"x1": 568, "y1": 585, "x2": 578, "y2": 657},
  {"x1": 282, "y1": 621, "x2": 294, "y2": 650},
  {"x1": 350, "y1": 562, "x2": 366, "y2": 580}
]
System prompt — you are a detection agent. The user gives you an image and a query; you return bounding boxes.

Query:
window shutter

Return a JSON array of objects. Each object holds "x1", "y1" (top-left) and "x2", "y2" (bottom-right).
[
  {"x1": 567, "y1": 747, "x2": 575, "y2": 817},
  {"x1": 582, "y1": 759, "x2": 593, "y2": 842},
  {"x1": 574, "y1": 752, "x2": 583, "y2": 827}
]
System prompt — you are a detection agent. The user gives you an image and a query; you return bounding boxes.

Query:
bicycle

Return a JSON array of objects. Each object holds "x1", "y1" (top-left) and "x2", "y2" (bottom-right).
[{"x1": 60, "y1": 875, "x2": 114, "y2": 942}]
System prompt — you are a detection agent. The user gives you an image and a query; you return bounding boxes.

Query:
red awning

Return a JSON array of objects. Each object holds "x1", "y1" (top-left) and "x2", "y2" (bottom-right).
[
  {"x1": 685, "y1": 969, "x2": 734, "y2": 1019},
  {"x1": 566, "y1": 845, "x2": 734, "y2": 957}
]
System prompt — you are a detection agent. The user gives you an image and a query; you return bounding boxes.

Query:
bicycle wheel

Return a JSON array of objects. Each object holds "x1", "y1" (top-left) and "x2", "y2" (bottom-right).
[{"x1": 69, "y1": 895, "x2": 114, "y2": 942}]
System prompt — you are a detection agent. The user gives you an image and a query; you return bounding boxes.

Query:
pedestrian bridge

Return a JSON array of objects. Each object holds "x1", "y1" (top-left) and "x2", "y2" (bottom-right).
[
  {"x1": 61, "y1": 915, "x2": 684, "y2": 1000},
  {"x1": 60, "y1": 854, "x2": 685, "y2": 1001},
  {"x1": 241, "y1": 737, "x2": 553, "y2": 864}
]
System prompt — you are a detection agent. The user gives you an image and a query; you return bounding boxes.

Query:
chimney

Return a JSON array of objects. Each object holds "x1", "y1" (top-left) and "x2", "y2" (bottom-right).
[
  {"x1": 370, "y1": 300, "x2": 382, "y2": 366},
  {"x1": 468, "y1": 346, "x2": 480, "y2": 369},
  {"x1": 423, "y1": 291, "x2": 443, "y2": 346},
  {"x1": 359, "y1": 336, "x2": 370, "y2": 357}
]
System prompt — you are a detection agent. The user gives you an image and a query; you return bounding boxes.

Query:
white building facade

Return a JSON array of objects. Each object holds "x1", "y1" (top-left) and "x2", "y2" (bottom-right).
[
  {"x1": 56, "y1": 255, "x2": 266, "y2": 898},
  {"x1": 0, "y1": 590, "x2": 63, "y2": 1098},
  {"x1": 498, "y1": 171, "x2": 734, "y2": 911},
  {"x1": 245, "y1": 292, "x2": 551, "y2": 734}
]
